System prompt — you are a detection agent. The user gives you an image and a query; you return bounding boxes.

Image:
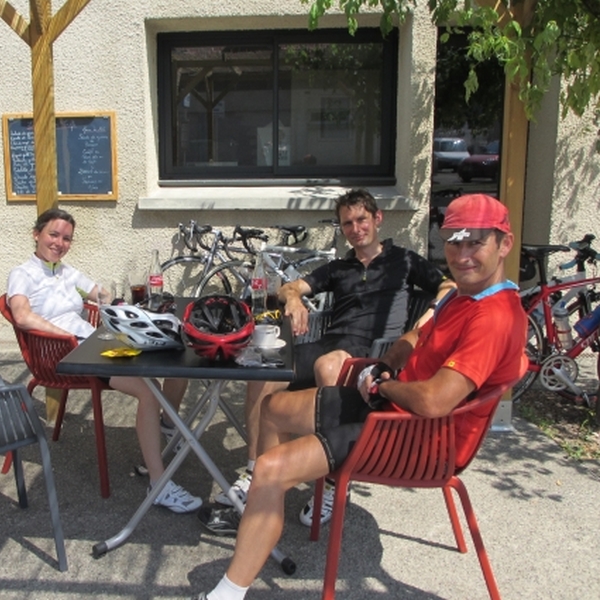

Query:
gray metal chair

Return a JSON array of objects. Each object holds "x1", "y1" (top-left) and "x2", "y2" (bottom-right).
[
  {"x1": 0, "y1": 377, "x2": 68, "y2": 571},
  {"x1": 295, "y1": 288, "x2": 435, "y2": 358}
]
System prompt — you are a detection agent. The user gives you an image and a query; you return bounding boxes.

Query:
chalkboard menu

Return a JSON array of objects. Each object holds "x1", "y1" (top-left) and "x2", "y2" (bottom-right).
[{"x1": 2, "y1": 112, "x2": 118, "y2": 201}]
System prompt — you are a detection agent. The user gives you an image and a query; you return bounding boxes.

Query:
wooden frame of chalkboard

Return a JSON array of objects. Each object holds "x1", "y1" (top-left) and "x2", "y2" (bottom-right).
[{"x1": 2, "y1": 111, "x2": 118, "y2": 201}]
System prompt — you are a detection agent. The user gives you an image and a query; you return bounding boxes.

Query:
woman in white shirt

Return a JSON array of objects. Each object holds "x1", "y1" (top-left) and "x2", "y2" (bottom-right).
[{"x1": 7, "y1": 208, "x2": 201, "y2": 514}]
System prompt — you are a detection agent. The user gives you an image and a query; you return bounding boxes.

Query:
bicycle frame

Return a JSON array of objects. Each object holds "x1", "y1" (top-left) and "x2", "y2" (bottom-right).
[{"x1": 522, "y1": 276, "x2": 600, "y2": 388}]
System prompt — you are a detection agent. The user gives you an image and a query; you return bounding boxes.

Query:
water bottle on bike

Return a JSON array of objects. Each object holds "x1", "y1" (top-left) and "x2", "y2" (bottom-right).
[{"x1": 553, "y1": 302, "x2": 573, "y2": 349}]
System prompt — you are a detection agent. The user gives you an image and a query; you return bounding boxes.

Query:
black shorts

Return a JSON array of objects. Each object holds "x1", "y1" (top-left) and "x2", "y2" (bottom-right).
[
  {"x1": 313, "y1": 385, "x2": 375, "y2": 472},
  {"x1": 289, "y1": 334, "x2": 372, "y2": 391}
]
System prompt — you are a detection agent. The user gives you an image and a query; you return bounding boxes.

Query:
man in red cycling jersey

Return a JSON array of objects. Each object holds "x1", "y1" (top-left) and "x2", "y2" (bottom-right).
[{"x1": 191, "y1": 193, "x2": 528, "y2": 600}]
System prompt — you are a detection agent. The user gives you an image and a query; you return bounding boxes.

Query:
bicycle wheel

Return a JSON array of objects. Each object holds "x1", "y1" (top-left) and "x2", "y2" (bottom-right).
[
  {"x1": 512, "y1": 314, "x2": 545, "y2": 401},
  {"x1": 195, "y1": 260, "x2": 254, "y2": 302},
  {"x1": 161, "y1": 256, "x2": 208, "y2": 297}
]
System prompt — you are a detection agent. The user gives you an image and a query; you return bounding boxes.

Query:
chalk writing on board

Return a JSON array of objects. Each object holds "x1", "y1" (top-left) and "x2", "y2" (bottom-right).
[
  {"x1": 4, "y1": 113, "x2": 117, "y2": 199},
  {"x1": 8, "y1": 119, "x2": 36, "y2": 195}
]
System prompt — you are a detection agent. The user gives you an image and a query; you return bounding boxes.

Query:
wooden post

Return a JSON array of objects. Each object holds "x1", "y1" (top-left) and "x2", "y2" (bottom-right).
[
  {"x1": 30, "y1": 0, "x2": 58, "y2": 215},
  {"x1": 485, "y1": 0, "x2": 536, "y2": 426}
]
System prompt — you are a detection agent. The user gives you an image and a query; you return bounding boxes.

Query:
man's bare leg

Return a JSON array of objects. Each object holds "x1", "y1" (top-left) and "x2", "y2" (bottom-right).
[
  {"x1": 226, "y1": 388, "x2": 328, "y2": 588},
  {"x1": 314, "y1": 349, "x2": 352, "y2": 386}
]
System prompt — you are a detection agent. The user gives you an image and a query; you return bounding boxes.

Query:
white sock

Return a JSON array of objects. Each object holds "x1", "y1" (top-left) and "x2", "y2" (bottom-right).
[
  {"x1": 207, "y1": 574, "x2": 248, "y2": 600},
  {"x1": 246, "y1": 460, "x2": 255, "y2": 473}
]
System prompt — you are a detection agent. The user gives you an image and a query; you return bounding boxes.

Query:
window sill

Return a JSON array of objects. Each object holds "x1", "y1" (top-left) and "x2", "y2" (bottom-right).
[{"x1": 138, "y1": 185, "x2": 416, "y2": 211}]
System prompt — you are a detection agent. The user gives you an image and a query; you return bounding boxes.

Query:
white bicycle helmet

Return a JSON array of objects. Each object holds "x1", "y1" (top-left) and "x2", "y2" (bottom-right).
[{"x1": 99, "y1": 304, "x2": 184, "y2": 350}]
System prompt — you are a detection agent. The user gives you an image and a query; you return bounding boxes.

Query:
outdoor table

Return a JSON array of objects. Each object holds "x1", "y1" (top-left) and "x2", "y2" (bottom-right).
[{"x1": 56, "y1": 299, "x2": 296, "y2": 573}]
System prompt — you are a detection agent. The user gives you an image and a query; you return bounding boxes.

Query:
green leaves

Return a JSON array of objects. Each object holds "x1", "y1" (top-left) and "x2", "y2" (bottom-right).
[{"x1": 302, "y1": 0, "x2": 600, "y2": 121}]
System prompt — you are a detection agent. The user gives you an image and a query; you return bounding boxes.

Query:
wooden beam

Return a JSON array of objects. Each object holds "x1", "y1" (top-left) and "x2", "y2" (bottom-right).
[
  {"x1": 0, "y1": 0, "x2": 30, "y2": 43},
  {"x1": 30, "y1": 0, "x2": 60, "y2": 422},
  {"x1": 500, "y1": 74, "x2": 528, "y2": 282},
  {"x1": 47, "y1": 0, "x2": 91, "y2": 43},
  {"x1": 30, "y1": 0, "x2": 47, "y2": 35}
]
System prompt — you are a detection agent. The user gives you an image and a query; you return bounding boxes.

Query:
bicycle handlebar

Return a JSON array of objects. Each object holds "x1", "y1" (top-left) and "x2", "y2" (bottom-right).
[
  {"x1": 559, "y1": 234, "x2": 600, "y2": 271},
  {"x1": 233, "y1": 225, "x2": 269, "y2": 254},
  {"x1": 177, "y1": 221, "x2": 214, "y2": 252}
]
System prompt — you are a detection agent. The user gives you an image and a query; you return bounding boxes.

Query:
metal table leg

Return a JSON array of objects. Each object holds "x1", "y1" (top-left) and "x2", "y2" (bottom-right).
[{"x1": 92, "y1": 379, "x2": 296, "y2": 574}]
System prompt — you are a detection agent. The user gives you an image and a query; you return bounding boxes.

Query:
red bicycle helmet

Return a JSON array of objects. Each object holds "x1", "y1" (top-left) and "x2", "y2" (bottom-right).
[{"x1": 182, "y1": 295, "x2": 254, "y2": 361}]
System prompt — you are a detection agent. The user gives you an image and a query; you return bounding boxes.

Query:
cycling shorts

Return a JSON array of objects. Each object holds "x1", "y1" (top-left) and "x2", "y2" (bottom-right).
[{"x1": 313, "y1": 385, "x2": 375, "y2": 472}]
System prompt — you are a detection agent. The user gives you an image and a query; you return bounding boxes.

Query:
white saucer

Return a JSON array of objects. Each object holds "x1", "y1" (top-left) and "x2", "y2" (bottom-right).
[{"x1": 254, "y1": 338, "x2": 286, "y2": 350}]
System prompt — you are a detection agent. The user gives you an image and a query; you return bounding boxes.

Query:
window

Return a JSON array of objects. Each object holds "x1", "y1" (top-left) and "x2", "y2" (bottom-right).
[{"x1": 157, "y1": 29, "x2": 398, "y2": 185}]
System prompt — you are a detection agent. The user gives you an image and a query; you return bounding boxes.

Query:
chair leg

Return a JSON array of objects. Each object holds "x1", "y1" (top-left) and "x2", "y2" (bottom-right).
[
  {"x1": 442, "y1": 485, "x2": 467, "y2": 553},
  {"x1": 38, "y1": 434, "x2": 68, "y2": 571},
  {"x1": 52, "y1": 390, "x2": 70, "y2": 442},
  {"x1": 12, "y1": 449, "x2": 28, "y2": 508},
  {"x1": 448, "y1": 476, "x2": 501, "y2": 600},
  {"x1": 90, "y1": 388, "x2": 110, "y2": 498},
  {"x1": 321, "y1": 476, "x2": 350, "y2": 600},
  {"x1": 310, "y1": 477, "x2": 326, "y2": 541}
]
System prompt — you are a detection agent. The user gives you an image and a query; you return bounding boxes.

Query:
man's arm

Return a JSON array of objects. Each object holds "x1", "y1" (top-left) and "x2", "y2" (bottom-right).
[
  {"x1": 413, "y1": 278, "x2": 456, "y2": 329},
  {"x1": 380, "y1": 328, "x2": 419, "y2": 372},
  {"x1": 377, "y1": 367, "x2": 475, "y2": 418},
  {"x1": 277, "y1": 279, "x2": 313, "y2": 336}
]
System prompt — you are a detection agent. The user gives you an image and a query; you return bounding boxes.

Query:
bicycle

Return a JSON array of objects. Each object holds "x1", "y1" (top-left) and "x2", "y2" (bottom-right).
[
  {"x1": 513, "y1": 235, "x2": 600, "y2": 424},
  {"x1": 194, "y1": 219, "x2": 341, "y2": 312},
  {"x1": 161, "y1": 222, "x2": 305, "y2": 297}
]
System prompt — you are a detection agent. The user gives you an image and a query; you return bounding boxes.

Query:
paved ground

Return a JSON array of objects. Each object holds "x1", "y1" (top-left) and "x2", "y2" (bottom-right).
[{"x1": 1, "y1": 329, "x2": 599, "y2": 600}]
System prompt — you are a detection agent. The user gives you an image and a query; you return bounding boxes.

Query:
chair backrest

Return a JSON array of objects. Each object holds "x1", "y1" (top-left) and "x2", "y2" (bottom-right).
[
  {"x1": 296, "y1": 288, "x2": 435, "y2": 355},
  {"x1": 0, "y1": 379, "x2": 43, "y2": 452},
  {"x1": 294, "y1": 310, "x2": 332, "y2": 345},
  {"x1": 403, "y1": 288, "x2": 435, "y2": 332},
  {"x1": 0, "y1": 293, "x2": 86, "y2": 389},
  {"x1": 0, "y1": 293, "x2": 30, "y2": 361},
  {"x1": 334, "y1": 357, "x2": 513, "y2": 483}
]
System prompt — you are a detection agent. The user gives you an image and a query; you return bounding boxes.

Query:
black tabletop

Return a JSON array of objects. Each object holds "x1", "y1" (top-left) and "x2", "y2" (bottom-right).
[{"x1": 57, "y1": 300, "x2": 295, "y2": 383}]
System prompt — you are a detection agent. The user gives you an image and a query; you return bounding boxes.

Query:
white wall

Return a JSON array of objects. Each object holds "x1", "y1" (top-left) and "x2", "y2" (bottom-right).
[
  {"x1": 0, "y1": 2, "x2": 435, "y2": 343},
  {"x1": 525, "y1": 74, "x2": 600, "y2": 274}
]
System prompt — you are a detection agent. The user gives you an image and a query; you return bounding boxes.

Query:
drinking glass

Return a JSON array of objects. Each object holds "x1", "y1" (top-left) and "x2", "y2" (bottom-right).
[{"x1": 96, "y1": 283, "x2": 115, "y2": 340}]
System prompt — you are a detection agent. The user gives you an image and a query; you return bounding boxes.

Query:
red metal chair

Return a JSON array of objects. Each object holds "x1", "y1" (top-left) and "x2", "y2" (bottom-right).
[
  {"x1": 0, "y1": 293, "x2": 111, "y2": 498},
  {"x1": 310, "y1": 357, "x2": 514, "y2": 600}
]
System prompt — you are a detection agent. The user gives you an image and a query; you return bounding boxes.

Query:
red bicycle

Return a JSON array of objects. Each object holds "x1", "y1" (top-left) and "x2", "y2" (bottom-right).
[{"x1": 515, "y1": 235, "x2": 600, "y2": 424}]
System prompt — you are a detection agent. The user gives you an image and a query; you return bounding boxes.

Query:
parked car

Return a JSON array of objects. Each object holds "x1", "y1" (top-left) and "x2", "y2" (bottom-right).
[
  {"x1": 432, "y1": 137, "x2": 470, "y2": 172},
  {"x1": 457, "y1": 140, "x2": 500, "y2": 182}
]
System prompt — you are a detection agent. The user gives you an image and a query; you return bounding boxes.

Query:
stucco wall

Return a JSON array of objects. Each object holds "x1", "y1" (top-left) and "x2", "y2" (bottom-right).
[
  {"x1": 0, "y1": 1, "x2": 437, "y2": 343},
  {"x1": 525, "y1": 75, "x2": 600, "y2": 275}
]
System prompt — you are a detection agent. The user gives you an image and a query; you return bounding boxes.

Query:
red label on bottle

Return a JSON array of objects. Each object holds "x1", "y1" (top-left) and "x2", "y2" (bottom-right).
[
  {"x1": 251, "y1": 278, "x2": 266, "y2": 291},
  {"x1": 148, "y1": 274, "x2": 163, "y2": 287}
]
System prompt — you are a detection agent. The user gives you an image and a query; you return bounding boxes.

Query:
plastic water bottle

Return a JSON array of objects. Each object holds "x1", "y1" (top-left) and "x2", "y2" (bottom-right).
[
  {"x1": 553, "y1": 302, "x2": 573, "y2": 349},
  {"x1": 251, "y1": 249, "x2": 267, "y2": 318},
  {"x1": 147, "y1": 249, "x2": 163, "y2": 309},
  {"x1": 574, "y1": 304, "x2": 600, "y2": 339}
]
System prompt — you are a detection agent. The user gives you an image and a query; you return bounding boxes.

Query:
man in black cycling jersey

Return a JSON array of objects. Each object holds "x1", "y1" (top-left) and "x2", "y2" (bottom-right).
[{"x1": 212, "y1": 188, "x2": 455, "y2": 527}]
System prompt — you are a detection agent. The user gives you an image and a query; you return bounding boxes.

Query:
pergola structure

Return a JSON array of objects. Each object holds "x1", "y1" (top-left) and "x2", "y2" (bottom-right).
[
  {"x1": 1, "y1": 0, "x2": 91, "y2": 217},
  {"x1": 1, "y1": 1, "x2": 534, "y2": 421}
]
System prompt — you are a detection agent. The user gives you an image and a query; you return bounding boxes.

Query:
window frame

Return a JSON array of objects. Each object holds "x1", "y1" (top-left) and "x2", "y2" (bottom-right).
[{"x1": 157, "y1": 28, "x2": 398, "y2": 187}]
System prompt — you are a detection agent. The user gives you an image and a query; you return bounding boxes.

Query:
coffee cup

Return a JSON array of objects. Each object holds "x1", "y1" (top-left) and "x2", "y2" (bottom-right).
[{"x1": 253, "y1": 324, "x2": 280, "y2": 347}]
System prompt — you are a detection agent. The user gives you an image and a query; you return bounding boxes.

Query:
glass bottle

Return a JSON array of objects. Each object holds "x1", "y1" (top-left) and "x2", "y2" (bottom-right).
[
  {"x1": 148, "y1": 249, "x2": 163, "y2": 309},
  {"x1": 251, "y1": 249, "x2": 267, "y2": 318}
]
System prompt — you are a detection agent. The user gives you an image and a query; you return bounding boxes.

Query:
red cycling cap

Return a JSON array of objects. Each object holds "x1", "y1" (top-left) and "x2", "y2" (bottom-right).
[{"x1": 440, "y1": 194, "x2": 511, "y2": 242}]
